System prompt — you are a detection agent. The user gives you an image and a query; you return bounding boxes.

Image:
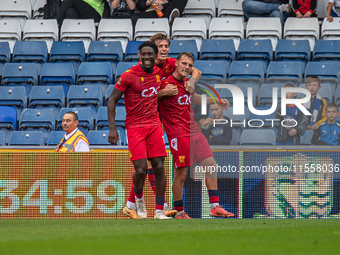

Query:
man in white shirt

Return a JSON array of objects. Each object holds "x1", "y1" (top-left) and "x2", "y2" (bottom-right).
[{"x1": 55, "y1": 112, "x2": 90, "y2": 152}]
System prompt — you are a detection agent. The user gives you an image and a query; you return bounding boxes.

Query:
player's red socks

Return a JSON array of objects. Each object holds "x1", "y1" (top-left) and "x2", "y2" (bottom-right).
[
  {"x1": 133, "y1": 186, "x2": 143, "y2": 199},
  {"x1": 156, "y1": 196, "x2": 165, "y2": 211},
  {"x1": 147, "y1": 168, "x2": 156, "y2": 195},
  {"x1": 174, "y1": 200, "x2": 184, "y2": 213},
  {"x1": 208, "y1": 190, "x2": 220, "y2": 208}
]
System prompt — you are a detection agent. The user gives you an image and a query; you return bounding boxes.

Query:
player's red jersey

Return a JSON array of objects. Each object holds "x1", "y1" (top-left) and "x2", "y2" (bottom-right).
[
  {"x1": 156, "y1": 57, "x2": 176, "y2": 79},
  {"x1": 115, "y1": 63, "x2": 162, "y2": 129},
  {"x1": 158, "y1": 75, "x2": 200, "y2": 139}
]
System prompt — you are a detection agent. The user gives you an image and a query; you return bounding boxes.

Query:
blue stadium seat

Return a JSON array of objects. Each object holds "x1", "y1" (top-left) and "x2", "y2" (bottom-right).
[
  {"x1": 275, "y1": 39, "x2": 310, "y2": 73},
  {"x1": 228, "y1": 61, "x2": 265, "y2": 93},
  {"x1": 237, "y1": 39, "x2": 273, "y2": 70},
  {"x1": 248, "y1": 107, "x2": 279, "y2": 128},
  {"x1": 9, "y1": 131, "x2": 44, "y2": 146},
  {"x1": 1, "y1": 63, "x2": 38, "y2": 96},
  {"x1": 96, "y1": 106, "x2": 109, "y2": 130},
  {"x1": 67, "y1": 85, "x2": 103, "y2": 117},
  {"x1": 40, "y1": 63, "x2": 76, "y2": 94},
  {"x1": 223, "y1": 106, "x2": 248, "y2": 134},
  {"x1": 105, "y1": 85, "x2": 124, "y2": 105},
  {"x1": 0, "y1": 86, "x2": 27, "y2": 121},
  {"x1": 0, "y1": 106, "x2": 16, "y2": 144},
  {"x1": 313, "y1": 40, "x2": 340, "y2": 62},
  {"x1": 266, "y1": 61, "x2": 303, "y2": 86},
  {"x1": 19, "y1": 108, "x2": 55, "y2": 143},
  {"x1": 193, "y1": 60, "x2": 227, "y2": 84},
  {"x1": 57, "y1": 107, "x2": 93, "y2": 135},
  {"x1": 200, "y1": 39, "x2": 235, "y2": 72},
  {"x1": 219, "y1": 84, "x2": 255, "y2": 106},
  {"x1": 163, "y1": 132, "x2": 169, "y2": 146},
  {"x1": 0, "y1": 41, "x2": 10, "y2": 76},
  {"x1": 298, "y1": 83, "x2": 333, "y2": 104},
  {"x1": 49, "y1": 41, "x2": 85, "y2": 73},
  {"x1": 258, "y1": 83, "x2": 284, "y2": 106},
  {"x1": 168, "y1": 40, "x2": 198, "y2": 60},
  {"x1": 29, "y1": 86, "x2": 65, "y2": 119},
  {"x1": 124, "y1": 41, "x2": 143, "y2": 62},
  {"x1": 47, "y1": 130, "x2": 65, "y2": 146},
  {"x1": 305, "y1": 62, "x2": 340, "y2": 94},
  {"x1": 230, "y1": 129, "x2": 240, "y2": 146},
  {"x1": 300, "y1": 130, "x2": 314, "y2": 145},
  {"x1": 115, "y1": 106, "x2": 126, "y2": 127},
  {"x1": 115, "y1": 62, "x2": 137, "y2": 82},
  {"x1": 87, "y1": 41, "x2": 123, "y2": 74},
  {"x1": 0, "y1": 131, "x2": 5, "y2": 145},
  {"x1": 12, "y1": 41, "x2": 48, "y2": 74},
  {"x1": 77, "y1": 62, "x2": 113, "y2": 95},
  {"x1": 335, "y1": 85, "x2": 340, "y2": 105},
  {"x1": 87, "y1": 130, "x2": 124, "y2": 146},
  {"x1": 240, "y1": 129, "x2": 276, "y2": 145}
]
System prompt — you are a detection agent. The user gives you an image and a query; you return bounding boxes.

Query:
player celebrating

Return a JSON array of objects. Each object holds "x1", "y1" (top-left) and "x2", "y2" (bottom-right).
[
  {"x1": 158, "y1": 52, "x2": 235, "y2": 219},
  {"x1": 107, "y1": 41, "x2": 169, "y2": 219},
  {"x1": 124, "y1": 33, "x2": 202, "y2": 219}
]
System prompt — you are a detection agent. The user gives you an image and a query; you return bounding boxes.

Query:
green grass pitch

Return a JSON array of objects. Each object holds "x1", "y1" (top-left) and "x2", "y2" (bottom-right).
[{"x1": 1, "y1": 219, "x2": 339, "y2": 255}]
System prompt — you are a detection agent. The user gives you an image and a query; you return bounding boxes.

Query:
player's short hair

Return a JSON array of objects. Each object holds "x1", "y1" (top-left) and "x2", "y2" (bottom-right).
[
  {"x1": 64, "y1": 111, "x2": 78, "y2": 121},
  {"x1": 326, "y1": 103, "x2": 338, "y2": 112},
  {"x1": 283, "y1": 83, "x2": 295, "y2": 88},
  {"x1": 138, "y1": 41, "x2": 158, "y2": 56},
  {"x1": 177, "y1": 52, "x2": 194, "y2": 63},
  {"x1": 306, "y1": 75, "x2": 321, "y2": 86},
  {"x1": 149, "y1": 33, "x2": 170, "y2": 45}
]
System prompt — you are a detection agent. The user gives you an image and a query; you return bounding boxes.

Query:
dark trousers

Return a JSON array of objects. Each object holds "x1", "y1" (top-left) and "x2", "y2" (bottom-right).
[{"x1": 56, "y1": 0, "x2": 101, "y2": 25}]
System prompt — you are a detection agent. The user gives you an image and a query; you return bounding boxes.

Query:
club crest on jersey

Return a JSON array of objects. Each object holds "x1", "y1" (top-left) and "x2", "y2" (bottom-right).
[
  {"x1": 117, "y1": 76, "x2": 122, "y2": 85},
  {"x1": 171, "y1": 138, "x2": 178, "y2": 151},
  {"x1": 141, "y1": 77, "x2": 144, "y2": 82},
  {"x1": 178, "y1": 156, "x2": 185, "y2": 164},
  {"x1": 156, "y1": 75, "x2": 161, "y2": 82}
]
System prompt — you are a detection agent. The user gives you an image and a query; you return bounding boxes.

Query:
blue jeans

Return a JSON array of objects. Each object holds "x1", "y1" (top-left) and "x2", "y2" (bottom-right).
[{"x1": 242, "y1": 0, "x2": 289, "y2": 25}]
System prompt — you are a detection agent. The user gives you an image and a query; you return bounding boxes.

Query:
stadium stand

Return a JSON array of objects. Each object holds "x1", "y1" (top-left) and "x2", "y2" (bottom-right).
[
  {"x1": 66, "y1": 85, "x2": 103, "y2": 117},
  {"x1": 321, "y1": 17, "x2": 340, "y2": 40},
  {"x1": 0, "y1": 41, "x2": 10, "y2": 76},
  {"x1": 258, "y1": 83, "x2": 284, "y2": 106},
  {"x1": 40, "y1": 62, "x2": 76, "y2": 95},
  {"x1": 124, "y1": 41, "x2": 143, "y2": 62},
  {"x1": 134, "y1": 18, "x2": 170, "y2": 41},
  {"x1": 220, "y1": 84, "x2": 255, "y2": 106},
  {"x1": 28, "y1": 85, "x2": 65, "y2": 119},
  {"x1": 193, "y1": 60, "x2": 227, "y2": 84},
  {"x1": 105, "y1": 85, "x2": 124, "y2": 105},
  {"x1": 284, "y1": 17, "x2": 319, "y2": 50},
  {"x1": 23, "y1": 19, "x2": 59, "y2": 53},
  {"x1": 97, "y1": 19, "x2": 133, "y2": 53},
  {"x1": 87, "y1": 130, "x2": 125, "y2": 146},
  {"x1": 9, "y1": 130, "x2": 45, "y2": 146},
  {"x1": 0, "y1": 131, "x2": 5, "y2": 146},
  {"x1": 0, "y1": 106, "x2": 17, "y2": 144},
  {"x1": 240, "y1": 129, "x2": 276, "y2": 145},
  {"x1": 335, "y1": 85, "x2": 340, "y2": 105},
  {"x1": 237, "y1": 39, "x2": 273, "y2": 70},
  {"x1": 248, "y1": 107, "x2": 280, "y2": 128},
  {"x1": 32, "y1": 0, "x2": 45, "y2": 19},
  {"x1": 115, "y1": 62, "x2": 136, "y2": 82},
  {"x1": 300, "y1": 130, "x2": 314, "y2": 145},
  {"x1": 96, "y1": 106, "x2": 109, "y2": 130},
  {"x1": 0, "y1": 19, "x2": 21, "y2": 53},
  {"x1": 199, "y1": 39, "x2": 235, "y2": 71},
  {"x1": 209, "y1": 17, "x2": 244, "y2": 50},
  {"x1": 229, "y1": 129, "x2": 240, "y2": 145},
  {"x1": 12, "y1": 41, "x2": 48, "y2": 74},
  {"x1": 47, "y1": 131, "x2": 65, "y2": 146},
  {"x1": 0, "y1": 0, "x2": 31, "y2": 27},
  {"x1": 217, "y1": 0, "x2": 243, "y2": 17},
  {"x1": 246, "y1": 17, "x2": 282, "y2": 50},
  {"x1": 171, "y1": 17, "x2": 207, "y2": 50},
  {"x1": 60, "y1": 19, "x2": 96, "y2": 53},
  {"x1": 0, "y1": 86, "x2": 26, "y2": 121},
  {"x1": 275, "y1": 39, "x2": 310, "y2": 73},
  {"x1": 168, "y1": 39, "x2": 198, "y2": 60},
  {"x1": 266, "y1": 61, "x2": 303, "y2": 86},
  {"x1": 183, "y1": 0, "x2": 215, "y2": 27},
  {"x1": 57, "y1": 107, "x2": 94, "y2": 135}
]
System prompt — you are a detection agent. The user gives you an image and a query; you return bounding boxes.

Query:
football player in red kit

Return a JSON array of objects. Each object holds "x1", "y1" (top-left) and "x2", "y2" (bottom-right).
[
  {"x1": 158, "y1": 52, "x2": 235, "y2": 219},
  {"x1": 107, "y1": 41, "x2": 169, "y2": 219}
]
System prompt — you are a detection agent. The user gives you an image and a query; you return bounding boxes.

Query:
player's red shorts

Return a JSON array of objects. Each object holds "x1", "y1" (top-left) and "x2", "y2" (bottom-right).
[
  {"x1": 169, "y1": 132, "x2": 213, "y2": 169},
  {"x1": 126, "y1": 125, "x2": 167, "y2": 161}
]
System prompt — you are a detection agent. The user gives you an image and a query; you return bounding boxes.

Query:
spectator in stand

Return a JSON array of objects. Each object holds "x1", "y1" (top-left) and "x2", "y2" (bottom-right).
[
  {"x1": 275, "y1": 83, "x2": 308, "y2": 145},
  {"x1": 311, "y1": 103, "x2": 340, "y2": 145},
  {"x1": 201, "y1": 104, "x2": 232, "y2": 146},
  {"x1": 242, "y1": 0, "x2": 291, "y2": 25},
  {"x1": 292, "y1": 0, "x2": 317, "y2": 18},
  {"x1": 110, "y1": 0, "x2": 136, "y2": 18},
  {"x1": 56, "y1": 0, "x2": 110, "y2": 25},
  {"x1": 327, "y1": 0, "x2": 340, "y2": 22},
  {"x1": 303, "y1": 76, "x2": 327, "y2": 131},
  {"x1": 131, "y1": 0, "x2": 188, "y2": 26}
]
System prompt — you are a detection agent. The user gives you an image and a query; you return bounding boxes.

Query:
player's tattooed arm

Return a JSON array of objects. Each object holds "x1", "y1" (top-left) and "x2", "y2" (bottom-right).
[
  {"x1": 157, "y1": 84, "x2": 178, "y2": 100},
  {"x1": 107, "y1": 88, "x2": 124, "y2": 145}
]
